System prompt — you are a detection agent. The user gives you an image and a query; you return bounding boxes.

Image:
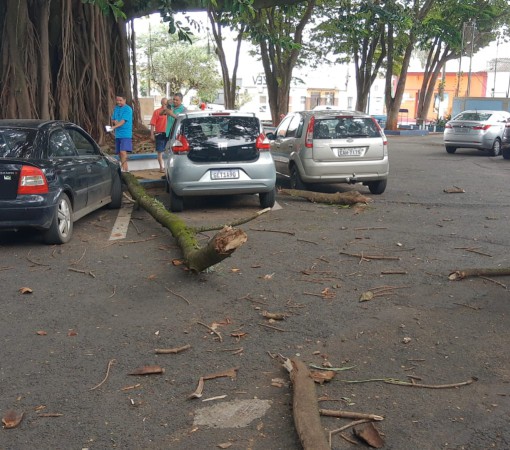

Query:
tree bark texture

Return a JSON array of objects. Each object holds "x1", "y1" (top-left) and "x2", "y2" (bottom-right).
[
  {"x1": 279, "y1": 189, "x2": 370, "y2": 206},
  {"x1": 285, "y1": 358, "x2": 330, "y2": 450},
  {"x1": 0, "y1": 0, "x2": 131, "y2": 144},
  {"x1": 122, "y1": 173, "x2": 247, "y2": 272}
]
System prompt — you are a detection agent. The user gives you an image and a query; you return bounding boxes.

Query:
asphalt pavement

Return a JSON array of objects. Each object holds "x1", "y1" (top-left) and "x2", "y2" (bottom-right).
[{"x1": 1, "y1": 133, "x2": 509, "y2": 450}]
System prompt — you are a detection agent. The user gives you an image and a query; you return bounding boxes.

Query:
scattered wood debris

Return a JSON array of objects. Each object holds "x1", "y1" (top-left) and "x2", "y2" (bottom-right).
[
  {"x1": 155, "y1": 344, "x2": 191, "y2": 354},
  {"x1": 2, "y1": 410, "x2": 24, "y2": 429},
  {"x1": 129, "y1": 365, "x2": 164, "y2": 376},
  {"x1": 189, "y1": 367, "x2": 239, "y2": 400},
  {"x1": 353, "y1": 421, "x2": 385, "y2": 448},
  {"x1": 283, "y1": 357, "x2": 330, "y2": 450},
  {"x1": 443, "y1": 186, "x2": 465, "y2": 193},
  {"x1": 449, "y1": 268, "x2": 510, "y2": 281},
  {"x1": 280, "y1": 188, "x2": 370, "y2": 206}
]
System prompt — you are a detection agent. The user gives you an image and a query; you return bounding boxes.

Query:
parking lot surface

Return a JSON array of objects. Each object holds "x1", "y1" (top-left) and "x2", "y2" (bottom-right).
[{"x1": 1, "y1": 133, "x2": 509, "y2": 449}]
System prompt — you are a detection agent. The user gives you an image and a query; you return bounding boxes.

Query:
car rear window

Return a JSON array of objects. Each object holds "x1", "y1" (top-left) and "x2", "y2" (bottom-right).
[
  {"x1": 0, "y1": 129, "x2": 36, "y2": 158},
  {"x1": 181, "y1": 115, "x2": 261, "y2": 163},
  {"x1": 314, "y1": 117, "x2": 381, "y2": 139},
  {"x1": 454, "y1": 112, "x2": 492, "y2": 121}
]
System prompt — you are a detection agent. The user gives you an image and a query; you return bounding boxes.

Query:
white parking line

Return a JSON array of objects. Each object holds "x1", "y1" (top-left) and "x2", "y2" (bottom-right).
[{"x1": 109, "y1": 203, "x2": 134, "y2": 240}]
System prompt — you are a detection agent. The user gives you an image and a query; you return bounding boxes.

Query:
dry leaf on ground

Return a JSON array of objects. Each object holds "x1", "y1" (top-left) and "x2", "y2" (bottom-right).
[{"x1": 2, "y1": 410, "x2": 24, "y2": 429}]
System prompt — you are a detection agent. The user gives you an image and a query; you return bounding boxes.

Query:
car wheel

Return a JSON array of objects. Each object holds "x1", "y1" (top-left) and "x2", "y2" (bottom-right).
[
  {"x1": 169, "y1": 188, "x2": 184, "y2": 212},
  {"x1": 502, "y1": 148, "x2": 510, "y2": 160},
  {"x1": 367, "y1": 179, "x2": 387, "y2": 195},
  {"x1": 445, "y1": 146, "x2": 456, "y2": 154},
  {"x1": 259, "y1": 188, "x2": 276, "y2": 209},
  {"x1": 107, "y1": 172, "x2": 122, "y2": 209},
  {"x1": 44, "y1": 193, "x2": 73, "y2": 244},
  {"x1": 290, "y1": 166, "x2": 306, "y2": 190},
  {"x1": 165, "y1": 178, "x2": 170, "y2": 193},
  {"x1": 490, "y1": 138, "x2": 501, "y2": 157}
]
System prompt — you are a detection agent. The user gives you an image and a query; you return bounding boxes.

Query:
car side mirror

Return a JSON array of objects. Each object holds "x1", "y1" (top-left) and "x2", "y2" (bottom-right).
[{"x1": 266, "y1": 132, "x2": 276, "y2": 140}]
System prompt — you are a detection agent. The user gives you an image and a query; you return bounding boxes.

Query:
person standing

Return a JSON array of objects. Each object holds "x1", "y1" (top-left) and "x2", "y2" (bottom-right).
[
  {"x1": 111, "y1": 94, "x2": 133, "y2": 172},
  {"x1": 161, "y1": 93, "x2": 187, "y2": 139},
  {"x1": 150, "y1": 97, "x2": 168, "y2": 172}
]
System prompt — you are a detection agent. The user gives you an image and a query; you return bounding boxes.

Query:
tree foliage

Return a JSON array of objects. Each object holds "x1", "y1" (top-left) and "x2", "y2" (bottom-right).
[{"x1": 137, "y1": 25, "x2": 222, "y2": 101}]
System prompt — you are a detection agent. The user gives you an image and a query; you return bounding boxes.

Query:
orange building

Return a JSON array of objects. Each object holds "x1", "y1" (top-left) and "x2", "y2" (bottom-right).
[{"x1": 400, "y1": 71, "x2": 488, "y2": 123}]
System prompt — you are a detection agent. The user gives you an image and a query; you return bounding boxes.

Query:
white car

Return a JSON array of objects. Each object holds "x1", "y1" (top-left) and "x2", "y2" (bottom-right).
[{"x1": 443, "y1": 110, "x2": 510, "y2": 156}]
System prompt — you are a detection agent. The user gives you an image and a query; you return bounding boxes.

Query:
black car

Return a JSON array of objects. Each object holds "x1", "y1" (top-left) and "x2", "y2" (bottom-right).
[{"x1": 0, "y1": 120, "x2": 122, "y2": 244}]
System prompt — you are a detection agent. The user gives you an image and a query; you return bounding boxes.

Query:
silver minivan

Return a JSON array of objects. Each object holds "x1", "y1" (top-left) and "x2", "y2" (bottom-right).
[{"x1": 267, "y1": 110, "x2": 389, "y2": 194}]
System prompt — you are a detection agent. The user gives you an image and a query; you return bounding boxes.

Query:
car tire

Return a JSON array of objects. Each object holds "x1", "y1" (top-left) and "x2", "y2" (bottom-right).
[
  {"x1": 367, "y1": 179, "x2": 387, "y2": 195},
  {"x1": 107, "y1": 172, "x2": 122, "y2": 209},
  {"x1": 43, "y1": 193, "x2": 73, "y2": 244},
  {"x1": 445, "y1": 146, "x2": 456, "y2": 154},
  {"x1": 259, "y1": 188, "x2": 276, "y2": 209},
  {"x1": 502, "y1": 148, "x2": 510, "y2": 160},
  {"x1": 489, "y1": 138, "x2": 501, "y2": 157},
  {"x1": 165, "y1": 178, "x2": 170, "y2": 193},
  {"x1": 169, "y1": 188, "x2": 184, "y2": 212},
  {"x1": 290, "y1": 166, "x2": 307, "y2": 190}
]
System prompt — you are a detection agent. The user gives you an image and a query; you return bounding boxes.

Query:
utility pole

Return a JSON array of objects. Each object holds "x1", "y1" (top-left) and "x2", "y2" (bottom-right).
[
  {"x1": 455, "y1": 23, "x2": 466, "y2": 98},
  {"x1": 466, "y1": 21, "x2": 476, "y2": 97}
]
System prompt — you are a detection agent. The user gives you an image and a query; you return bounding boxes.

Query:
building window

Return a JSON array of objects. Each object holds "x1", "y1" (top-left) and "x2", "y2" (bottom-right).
[{"x1": 347, "y1": 97, "x2": 353, "y2": 109}]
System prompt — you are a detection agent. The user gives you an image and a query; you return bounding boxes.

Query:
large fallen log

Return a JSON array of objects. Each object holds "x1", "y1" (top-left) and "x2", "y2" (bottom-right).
[
  {"x1": 122, "y1": 173, "x2": 247, "y2": 272},
  {"x1": 283, "y1": 358, "x2": 329, "y2": 450},
  {"x1": 279, "y1": 188, "x2": 370, "y2": 205}
]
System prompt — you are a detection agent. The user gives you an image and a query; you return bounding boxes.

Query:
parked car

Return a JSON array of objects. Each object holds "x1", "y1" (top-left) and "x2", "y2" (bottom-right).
[
  {"x1": 266, "y1": 110, "x2": 389, "y2": 194},
  {"x1": 164, "y1": 111, "x2": 276, "y2": 212},
  {"x1": 443, "y1": 110, "x2": 510, "y2": 156},
  {"x1": 0, "y1": 120, "x2": 122, "y2": 244},
  {"x1": 502, "y1": 120, "x2": 510, "y2": 159}
]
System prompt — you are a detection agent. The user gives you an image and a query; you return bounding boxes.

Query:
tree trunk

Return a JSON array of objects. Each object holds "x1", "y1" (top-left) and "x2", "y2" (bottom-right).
[
  {"x1": 121, "y1": 173, "x2": 248, "y2": 272},
  {"x1": 279, "y1": 189, "x2": 370, "y2": 205}
]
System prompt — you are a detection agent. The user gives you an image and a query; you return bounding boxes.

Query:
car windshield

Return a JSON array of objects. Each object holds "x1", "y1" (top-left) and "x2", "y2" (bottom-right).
[
  {"x1": 0, "y1": 129, "x2": 36, "y2": 158},
  {"x1": 314, "y1": 117, "x2": 381, "y2": 139},
  {"x1": 181, "y1": 116, "x2": 259, "y2": 142},
  {"x1": 454, "y1": 112, "x2": 492, "y2": 121}
]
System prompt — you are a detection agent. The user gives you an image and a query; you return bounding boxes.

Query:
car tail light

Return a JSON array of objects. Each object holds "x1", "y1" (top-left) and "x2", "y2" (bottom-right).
[
  {"x1": 472, "y1": 124, "x2": 491, "y2": 131},
  {"x1": 171, "y1": 134, "x2": 190, "y2": 153},
  {"x1": 18, "y1": 165, "x2": 49, "y2": 194},
  {"x1": 305, "y1": 116, "x2": 315, "y2": 148},
  {"x1": 256, "y1": 133, "x2": 270, "y2": 151},
  {"x1": 445, "y1": 123, "x2": 453, "y2": 129}
]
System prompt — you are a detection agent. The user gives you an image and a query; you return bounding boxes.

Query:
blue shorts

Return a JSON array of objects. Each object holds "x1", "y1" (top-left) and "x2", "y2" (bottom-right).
[
  {"x1": 115, "y1": 138, "x2": 133, "y2": 154},
  {"x1": 155, "y1": 133, "x2": 167, "y2": 152}
]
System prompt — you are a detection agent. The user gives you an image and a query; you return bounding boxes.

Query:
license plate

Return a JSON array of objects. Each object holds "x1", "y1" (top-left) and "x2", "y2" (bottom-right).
[
  {"x1": 211, "y1": 169, "x2": 240, "y2": 180},
  {"x1": 454, "y1": 127, "x2": 469, "y2": 133},
  {"x1": 336, "y1": 147, "x2": 366, "y2": 157}
]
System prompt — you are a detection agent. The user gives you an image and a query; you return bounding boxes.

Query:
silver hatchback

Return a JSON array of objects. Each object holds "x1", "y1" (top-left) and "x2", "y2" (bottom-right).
[
  {"x1": 443, "y1": 110, "x2": 510, "y2": 156},
  {"x1": 164, "y1": 111, "x2": 276, "y2": 212},
  {"x1": 267, "y1": 110, "x2": 389, "y2": 194}
]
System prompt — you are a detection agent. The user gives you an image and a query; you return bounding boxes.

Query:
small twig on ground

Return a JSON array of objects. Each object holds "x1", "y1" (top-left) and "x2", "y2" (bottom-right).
[
  {"x1": 119, "y1": 236, "x2": 159, "y2": 245},
  {"x1": 329, "y1": 419, "x2": 371, "y2": 447},
  {"x1": 297, "y1": 238, "x2": 319, "y2": 245},
  {"x1": 353, "y1": 226, "x2": 388, "y2": 231},
  {"x1": 26, "y1": 250, "x2": 50, "y2": 267},
  {"x1": 0, "y1": 266, "x2": 14, "y2": 271},
  {"x1": 108, "y1": 285, "x2": 117, "y2": 298},
  {"x1": 320, "y1": 409, "x2": 384, "y2": 421},
  {"x1": 453, "y1": 302, "x2": 480, "y2": 310},
  {"x1": 258, "y1": 322, "x2": 286, "y2": 332},
  {"x1": 339, "y1": 251, "x2": 400, "y2": 260},
  {"x1": 249, "y1": 227, "x2": 296, "y2": 236},
  {"x1": 479, "y1": 276, "x2": 507, "y2": 289},
  {"x1": 196, "y1": 321, "x2": 223, "y2": 342},
  {"x1": 155, "y1": 344, "x2": 191, "y2": 354},
  {"x1": 71, "y1": 248, "x2": 87, "y2": 266},
  {"x1": 454, "y1": 247, "x2": 492, "y2": 257},
  {"x1": 90, "y1": 359, "x2": 116, "y2": 390},
  {"x1": 129, "y1": 219, "x2": 143, "y2": 235},
  {"x1": 68, "y1": 267, "x2": 96, "y2": 278},
  {"x1": 165, "y1": 287, "x2": 191, "y2": 305}
]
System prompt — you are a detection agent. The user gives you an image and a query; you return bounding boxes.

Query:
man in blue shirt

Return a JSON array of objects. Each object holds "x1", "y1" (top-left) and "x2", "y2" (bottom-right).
[{"x1": 111, "y1": 94, "x2": 133, "y2": 172}]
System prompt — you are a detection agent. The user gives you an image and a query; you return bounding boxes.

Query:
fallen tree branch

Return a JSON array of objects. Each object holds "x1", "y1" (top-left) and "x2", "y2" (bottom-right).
[
  {"x1": 339, "y1": 251, "x2": 400, "y2": 261},
  {"x1": 122, "y1": 173, "x2": 247, "y2": 272},
  {"x1": 279, "y1": 189, "x2": 370, "y2": 206},
  {"x1": 193, "y1": 207, "x2": 271, "y2": 232},
  {"x1": 449, "y1": 268, "x2": 510, "y2": 281},
  {"x1": 283, "y1": 358, "x2": 330, "y2": 450},
  {"x1": 90, "y1": 359, "x2": 116, "y2": 391},
  {"x1": 155, "y1": 344, "x2": 191, "y2": 354}
]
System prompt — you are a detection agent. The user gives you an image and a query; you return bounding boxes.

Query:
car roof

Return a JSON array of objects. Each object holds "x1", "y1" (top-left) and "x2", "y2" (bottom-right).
[
  {"x1": 179, "y1": 111, "x2": 258, "y2": 119},
  {"x1": 458, "y1": 110, "x2": 510, "y2": 114},
  {"x1": 0, "y1": 119, "x2": 71, "y2": 129},
  {"x1": 293, "y1": 110, "x2": 370, "y2": 118}
]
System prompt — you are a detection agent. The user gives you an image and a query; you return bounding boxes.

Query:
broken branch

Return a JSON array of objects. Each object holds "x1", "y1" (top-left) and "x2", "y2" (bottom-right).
[{"x1": 449, "y1": 268, "x2": 510, "y2": 281}]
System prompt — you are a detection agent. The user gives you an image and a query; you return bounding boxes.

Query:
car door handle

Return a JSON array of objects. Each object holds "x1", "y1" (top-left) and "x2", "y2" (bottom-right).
[{"x1": 86, "y1": 165, "x2": 92, "y2": 173}]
